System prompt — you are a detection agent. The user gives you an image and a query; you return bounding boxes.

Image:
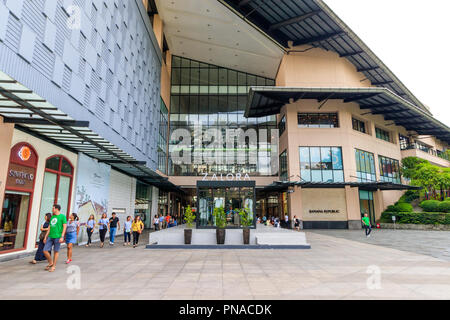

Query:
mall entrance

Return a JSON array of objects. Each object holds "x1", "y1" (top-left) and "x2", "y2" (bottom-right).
[{"x1": 196, "y1": 181, "x2": 256, "y2": 229}]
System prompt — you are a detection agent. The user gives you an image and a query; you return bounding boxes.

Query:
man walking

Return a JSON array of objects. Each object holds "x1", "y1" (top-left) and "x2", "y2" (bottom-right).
[
  {"x1": 109, "y1": 212, "x2": 120, "y2": 245},
  {"x1": 362, "y1": 213, "x2": 372, "y2": 238},
  {"x1": 43, "y1": 204, "x2": 67, "y2": 272}
]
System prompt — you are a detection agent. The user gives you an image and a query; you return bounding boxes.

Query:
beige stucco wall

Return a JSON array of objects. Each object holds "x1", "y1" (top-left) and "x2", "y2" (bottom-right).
[
  {"x1": 2, "y1": 129, "x2": 78, "y2": 257},
  {"x1": 301, "y1": 188, "x2": 348, "y2": 221},
  {"x1": 0, "y1": 119, "x2": 14, "y2": 210},
  {"x1": 276, "y1": 46, "x2": 373, "y2": 88}
]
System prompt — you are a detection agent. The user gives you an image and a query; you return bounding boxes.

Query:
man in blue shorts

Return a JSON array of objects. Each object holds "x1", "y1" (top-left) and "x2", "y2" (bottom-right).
[{"x1": 43, "y1": 204, "x2": 67, "y2": 272}]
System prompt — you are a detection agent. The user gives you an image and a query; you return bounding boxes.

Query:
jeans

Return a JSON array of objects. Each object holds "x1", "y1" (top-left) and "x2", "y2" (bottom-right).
[
  {"x1": 109, "y1": 227, "x2": 117, "y2": 243},
  {"x1": 86, "y1": 227, "x2": 93, "y2": 245},
  {"x1": 99, "y1": 228, "x2": 107, "y2": 243},
  {"x1": 154, "y1": 223, "x2": 159, "y2": 231},
  {"x1": 133, "y1": 231, "x2": 140, "y2": 245},
  {"x1": 364, "y1": 225, "x2": 372, "y2": 236},
  {"x1": 124, "y1": 231, "x2": 131, "y2": 243}
]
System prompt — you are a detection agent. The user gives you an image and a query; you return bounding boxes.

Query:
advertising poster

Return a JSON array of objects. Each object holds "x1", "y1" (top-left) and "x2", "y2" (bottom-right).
[{"x1": 73, "y1": 153, "x2": 110, "y2": 244}]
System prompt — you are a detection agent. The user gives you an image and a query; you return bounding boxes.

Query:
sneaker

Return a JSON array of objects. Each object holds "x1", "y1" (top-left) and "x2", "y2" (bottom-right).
[
  {"x1": 65, "y1": 259, "x2": 72, "y2": 264},
  {"x1": 368, "y1": 234, "x2": 371, "y2": 238}
]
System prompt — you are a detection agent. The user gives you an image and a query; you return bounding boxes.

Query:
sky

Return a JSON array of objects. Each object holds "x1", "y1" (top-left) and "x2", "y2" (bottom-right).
[{"x1": 324, "y1": 0, "x2": 450, "y2": 126}]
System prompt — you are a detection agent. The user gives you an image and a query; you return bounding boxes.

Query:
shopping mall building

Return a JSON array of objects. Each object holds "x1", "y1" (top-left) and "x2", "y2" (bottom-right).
[{"x1": 0, "y1": 0, "x2": 448, "y2": 258}]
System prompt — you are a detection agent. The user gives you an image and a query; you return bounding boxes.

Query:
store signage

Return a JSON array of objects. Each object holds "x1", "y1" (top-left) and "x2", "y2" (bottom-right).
[
  {"x1": 309, "y1": 209, "x2": 340, "y2": 214},
  {"x1": 6, "y1": 163, "x2": 36, "y2": 189},
  {"x1": 202, "y1": 173, "x2": 251, "y2": 181}
]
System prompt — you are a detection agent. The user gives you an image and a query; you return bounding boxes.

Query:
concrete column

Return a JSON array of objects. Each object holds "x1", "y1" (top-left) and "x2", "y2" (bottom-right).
[
  {"x1": 151, "y1": 186, "x2": 159, "y2": 222},
  {"x1": 289, "y1": 187, "x2": 302, "y2": 222},
  {"x1": 345, "y1": 186, "x2": 361, "y2": 229},
  {"x1": 373, "y1": 190, "x2": 385, "y2": 222}
]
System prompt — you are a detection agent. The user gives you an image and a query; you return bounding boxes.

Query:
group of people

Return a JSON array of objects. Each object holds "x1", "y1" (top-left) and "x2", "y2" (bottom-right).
[
  {"x1": 256, "y1": 214, "x2": 300, "y2": 230},
  {"x1": 30, "y1": 204, "x2": 145, "y2": 272},
  {"x1": 152, "y1": 214, "x2": 177, "y2": 231}
]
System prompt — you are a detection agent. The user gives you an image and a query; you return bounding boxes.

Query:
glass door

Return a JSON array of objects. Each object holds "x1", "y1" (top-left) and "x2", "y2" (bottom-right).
[
  {"x1": 359, "y1": 190, "x2": 375, "y2": 226},
  {"x1": 1, "y1": 191, "x2": 31, "y2": 252}
]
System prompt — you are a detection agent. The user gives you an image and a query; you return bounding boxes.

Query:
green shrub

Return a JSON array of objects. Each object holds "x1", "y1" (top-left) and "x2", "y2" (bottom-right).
[
  {"x1": 380, "y1": 212, "x2": 450, "y2": 225},
  {"x1": 385, "y1": 205, "x2": 398, "y2": 213},
  {"x1": 420, "y1": 200, "x2": 442, "y2": 212},
  {"x1": 398, "y1": 191, "x2": 419, "y2": 204},
  {"x1": 445, "y1": 197, "x2": 450, "y2": 202},
  {"x1": 438, "y1": 201, "x2": 450, "y2": 213},
  {"x1": 395, "y1": 202, "x2": 413, "y2": 213}
]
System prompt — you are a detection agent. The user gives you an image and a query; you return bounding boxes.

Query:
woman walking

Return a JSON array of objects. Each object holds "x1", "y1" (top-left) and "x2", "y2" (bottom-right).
[
  {"x1": 123, "y1": 216, "x2": 132, "y2": 246},
  {"x1": 65, "y1": 213, "x2": 80, "y2": 264},
  {"x1": 131, "y1": 215, "x2": 144, "y2": 248},
  {"x1": 98, "y1": 213, "x2": 109, "y2": 248},
  {"x1": 86, "y1": 214, "x2": 95, "y2": 247},
  {"x1": 30, "y1": 213, "x2": 52, "y2": 264}
]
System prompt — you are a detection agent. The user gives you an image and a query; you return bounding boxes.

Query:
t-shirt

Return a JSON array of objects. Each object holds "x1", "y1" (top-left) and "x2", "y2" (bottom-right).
[
  {"x1": 109, "y1": 217, "x2": 119, "y2": 228},
  {"x1": 159, "y1": 216, "x2": 164, "y2": 222},
  {"x1": 66, "y1": 220, "x2": 79, "y2": 233},
  {"x1": 132, "y1": 220, "x2": 144, "y2": 232},
  {"x1": 48, "y1": 214, "x2": 67, "y2": 239},
  {"x1": 154, "y1": 217, "x2": 159, "y2": 224},
  {"x1": 362, "y1": 217, "x2": 371, "y2": 226},
  {"x1": 87, "y1": 219, "x2": 95, "y2": 228},
  {"x1": 99, "y1": 218, "x2": 109, "y2": 230},
  {"x1": 124, "y1": 220, "x2": 132, "y2": 232}
]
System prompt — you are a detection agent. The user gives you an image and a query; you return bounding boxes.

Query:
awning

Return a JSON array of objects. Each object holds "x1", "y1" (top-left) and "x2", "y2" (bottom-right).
[
  {"x1": 220, "y1": 0, "x2": 428, "y2": 112},
  {"x1": 0, "y1": 71, "x2": 181, "y2": 193},
  {"x1": 259, "y1": 181, "x2": 421, "y2": 193},
  {"x1": 246, "y1": 86, "x2": 450, "y2": 144}
]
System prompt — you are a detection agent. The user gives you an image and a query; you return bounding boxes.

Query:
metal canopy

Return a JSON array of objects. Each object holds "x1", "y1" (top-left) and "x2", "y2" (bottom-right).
[
  {"x1": 220, "y1": 0, "x2": 428, "y2": 113},
  {"x1": 0, "y1": 71, "x2": 180, "y2": 192},
  {"x1": 260, "y1": 181, "x2": 422, "y2": 193},
  {"x1": 246, "y1": 86, "x2": 450, "y2": 144}
]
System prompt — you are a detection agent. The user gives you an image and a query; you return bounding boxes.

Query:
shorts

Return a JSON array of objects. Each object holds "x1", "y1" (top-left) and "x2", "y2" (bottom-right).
[
  {"x1": 65, "y1": 232, "x2": 77, "y2": 244},
  {"x1": 43, "y1": 237, "x2": 61, "y2": 252}
]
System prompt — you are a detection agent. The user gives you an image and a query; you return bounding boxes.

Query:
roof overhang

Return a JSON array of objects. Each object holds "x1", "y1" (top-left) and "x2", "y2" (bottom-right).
[
  {"x1": 219, "y1": 0, "x2": 429, "y2": 113},
  {"x1": 0, "y1": 71, "x2": 181, "y2": 193},
  {"x1": 246, "y1": 86, "x2": 450, "y2": 144},
  {"x1": 260, "y1": 181, "x2": 422, "y2": 193}
]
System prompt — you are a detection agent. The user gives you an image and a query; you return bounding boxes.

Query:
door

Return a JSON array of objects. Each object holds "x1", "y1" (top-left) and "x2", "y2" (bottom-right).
[
  {"x1": 359, "y1": 190, "x2": 375, "y2": 226},
  {"x1": 1, "y1": 191, "x2": 31, "y2": 252}
]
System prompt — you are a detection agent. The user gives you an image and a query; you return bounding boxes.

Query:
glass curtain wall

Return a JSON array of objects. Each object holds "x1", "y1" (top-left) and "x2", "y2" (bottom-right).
[
  {"x1": 355, "y1": 149, "x2": 376, "y2": 182},
  {"x1": 299, "y1": 147, "x2": 344, "y2": 182},
  {"x1": 170, "y1": 56, "x2": 276, "y2": 176}
]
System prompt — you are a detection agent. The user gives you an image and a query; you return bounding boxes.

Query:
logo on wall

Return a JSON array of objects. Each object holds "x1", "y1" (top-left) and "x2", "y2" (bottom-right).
[{"x1": 18, "y1": 146, "x2": 32, "y2": 161}]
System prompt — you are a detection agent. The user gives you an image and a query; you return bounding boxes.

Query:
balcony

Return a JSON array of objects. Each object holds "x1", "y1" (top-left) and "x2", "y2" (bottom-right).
[{"x1": 401, "y1": 144, "x2": 450, "y2": 167}]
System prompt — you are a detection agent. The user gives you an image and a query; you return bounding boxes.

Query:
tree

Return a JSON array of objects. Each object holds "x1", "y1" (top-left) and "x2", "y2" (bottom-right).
[{"x1": 403, "y1": 157, "x2": 450, "y2": 200}]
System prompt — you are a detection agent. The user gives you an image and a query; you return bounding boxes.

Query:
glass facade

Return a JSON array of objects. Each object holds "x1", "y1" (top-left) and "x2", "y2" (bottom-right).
[
  {"x1": 299, "y1": 147, "x2": 344, "y2": 182},
  {"x1": 379, "y1": 156, "x2": 401, "y2": 183},
  {"x1": 355, "y1": 149, "x2": 376, "y2": 182},
  {"x1": 169, "y1": 56, "x2": 276, "y2": 176},
  {"x1": 158, "y1": 98, "x2": 168, "y2": 174},
  {"x1": 298, "y1": 113, "x2": 339, "y2": 128}
]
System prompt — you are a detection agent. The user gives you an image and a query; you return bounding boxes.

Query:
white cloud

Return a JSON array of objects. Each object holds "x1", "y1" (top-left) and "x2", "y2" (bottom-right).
[{"x1": 325, "y1": 0, "x2": 450, "y2": 126}]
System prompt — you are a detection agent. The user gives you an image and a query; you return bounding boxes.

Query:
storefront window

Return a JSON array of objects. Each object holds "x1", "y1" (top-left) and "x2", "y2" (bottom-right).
[
  {"x1": 299, "y1": 147, "x2": 344, "y2": 182},
  {"x1": 197, "y1": 183, "x2": 255, "y2": 228},
  {"x1": 36, "y1": 156, "x2": 73, "y2": 242},
  {"x1": 1, "y1": 143, "x2": 38, "y2": 253},
  {"x1": 135, "y1": 182, "x2": 152, "y2": 229},
  {"x1": 379, "y1": 156, "x2": 401, "y2": 183},
  {"x1": 355, "y1": 149, "x2": 376, "y2": 182}
]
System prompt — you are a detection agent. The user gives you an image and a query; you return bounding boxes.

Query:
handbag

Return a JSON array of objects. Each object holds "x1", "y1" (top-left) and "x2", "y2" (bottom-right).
[{"x1": 39, "y1": 231, "x2": 46, "y2": 242}]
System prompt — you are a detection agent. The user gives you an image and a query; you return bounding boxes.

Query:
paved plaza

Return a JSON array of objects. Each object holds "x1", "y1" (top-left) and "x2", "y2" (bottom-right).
[{"x1": 0, "y1": 229, "x2": 449, "y2": 300}]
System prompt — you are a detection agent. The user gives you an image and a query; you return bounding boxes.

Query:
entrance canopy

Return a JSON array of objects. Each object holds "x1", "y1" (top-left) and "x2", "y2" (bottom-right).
[
  {"x1": 220, "y1": 0, "x2": 426, "y2": 110},
  {"x1": 245, "y1": 87, "x2": 450, "y2": 144},
  {"x1": 260, "y1": 181, "x2": 422, "y2": 193},
  {"x1": 0, "y1": 71, "x2": 181, "y2": 193}
]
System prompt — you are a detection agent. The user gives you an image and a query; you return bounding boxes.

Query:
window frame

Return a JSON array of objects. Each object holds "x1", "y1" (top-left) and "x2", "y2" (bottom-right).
[
  {"x1": 299, "y1": 146, "x2": 345, "y2": 183},
  {"x1": 375, "y1": 127, "x2": 391, "y2": 142},
  {"x1": 297, "y1": 112, "x2": 340, "y2": 128}
]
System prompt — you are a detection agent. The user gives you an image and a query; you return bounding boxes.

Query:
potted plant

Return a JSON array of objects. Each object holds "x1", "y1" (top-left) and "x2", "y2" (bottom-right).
[
  {"x1": 213, "y1": 206, "x2": 227, "y2": 244},
  {"x1": 183, "y1": 205, "x2": 195, "y2": 244},
  {"x1": 239, "y1": 207, "x2": 253, "y2": 245}
]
